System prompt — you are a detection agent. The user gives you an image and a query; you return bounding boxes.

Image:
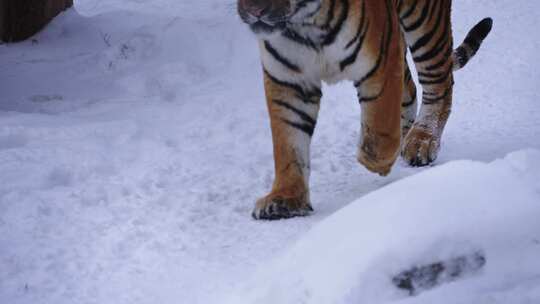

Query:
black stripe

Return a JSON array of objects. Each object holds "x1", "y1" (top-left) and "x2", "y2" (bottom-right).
[
  {"x1": 281, "y1": 28, "x2": 319, "y2": 50},
  {"x1": 303, "y1": 1, "x2": 322, "y2": 19},
  {"x1": 345, "y1": 1, "x2": 367, "y2": 49},
  {"x1": 322, "y1": 0, "x2": 349, "y2": 46},
  {"x1": 339, "y1": 20, "x2": 369, "y2": 71},
  {"x1": 400, "y1": 0, "x2": 419, "y2": 20},
  {"x1": 264, "y1": 70, "x2": 322, "y2": 104},
  {"x1": 422, "y1": 87, "x2": 451, "y2": 104},
  {"x1": 322, "y1": 0, "x2": 336, "y2": 29},
  {"x1": 272, "y1": 99, "x2": 316, "y2": 126},
  {"x1": 419, "y1": 64, "x2": 452, "y2": 85},
  {"x1": 354, "y1": 0, "x2": 393, "y2": 88},
  {"x1": 402, "y1": 89, "x2": 417, "y2": 107},
  {"x1": 358, "y1": 80, "x2": 387, "y2": 103},
  {"x1": 413, "y1": 9, "x2": 451, "y2": 63},
  {"x1": 359, "y1": 91, "x2": 382, "y2": 103},
  {"x1": 426, "y1": 0, "x2": 441, "y2": 23},
  {"x1": 402, "y1": 96, "x2": 417, "y2": 107},
  {"x1": 281, "y1": 119, "x2": 315, "y2": 136},
  {"x1": 413, "y1": 32, "x2": 449, "y2": 63},
  {"x1": 264, "y1": 41, "x2": 301, "y2": 72},
  {"x1": 340, "y1": 4, "x2": 369, "y2": 71},
  {"x1": 418, "y1": 69, "x2": 445, "y2": 79},
  {"x1": 354, "y1": 41, "x2": 385, "y2": 87},
  {"x1": 409, "y1": 1, "x2": 444, "y2": 53},
  {"x1": 402, "y1": 0, "x2": 433, "y2": 32},
  {"x1": 292, "y1": 0, "x2": 320, "y2": 18},
  {"x1": 425, "y1": 47, "x2": 452, "y2": 71}
]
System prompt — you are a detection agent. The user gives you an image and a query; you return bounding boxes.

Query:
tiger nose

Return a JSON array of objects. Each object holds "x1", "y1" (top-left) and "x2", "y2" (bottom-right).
[{"x1": 245, "y1": 3, "x2": 271, "y2": 18}]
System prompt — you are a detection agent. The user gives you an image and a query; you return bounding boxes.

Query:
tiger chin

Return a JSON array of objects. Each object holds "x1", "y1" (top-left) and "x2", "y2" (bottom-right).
[{"x1": 238, "y1": 0, "x2": 493, "y2": 220}]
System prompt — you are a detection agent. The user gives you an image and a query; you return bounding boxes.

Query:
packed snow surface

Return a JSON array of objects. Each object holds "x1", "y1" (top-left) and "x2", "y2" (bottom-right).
[
  {"x1": 228, "y1": 150, "x2": 540, "y2": 304},
  {"x1": 1, "y1": 0, "x2": 539, "y2": 304}
]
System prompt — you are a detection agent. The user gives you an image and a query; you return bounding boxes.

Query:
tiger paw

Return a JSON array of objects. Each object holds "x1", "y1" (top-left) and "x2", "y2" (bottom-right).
[
  {"x1": 357, "y1": 133, "x2": 400, "y2": 177},
  {"x1": 357, "y1": 148, "x2": 395, "y2": 177},
  {"x1": 402, "y1": 127, "x2": 441, "y2": 167},
  {"x1": 252, "y1": 195, "x2": 313, "y2": 220}
]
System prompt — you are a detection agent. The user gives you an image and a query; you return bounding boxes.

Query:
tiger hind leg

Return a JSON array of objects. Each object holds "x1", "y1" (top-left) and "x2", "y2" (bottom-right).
[
  {"x1": 399, "y1": 1, "x2": 493, "y2": 166},
  {"x1": 399, "y1": 0, "x2": 454, "y2": 166}
]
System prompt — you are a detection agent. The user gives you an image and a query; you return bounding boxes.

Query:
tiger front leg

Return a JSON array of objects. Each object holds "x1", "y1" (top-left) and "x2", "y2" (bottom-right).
[
  {"x1": 355, "y1": 33, "x2": 404, "y2": 176},
  {"x1": 356, "y1": 76, "x2": 404, "y2": 176},
  {"x1": 252, "y1": 71, "x2": 322, "y2": 220}
]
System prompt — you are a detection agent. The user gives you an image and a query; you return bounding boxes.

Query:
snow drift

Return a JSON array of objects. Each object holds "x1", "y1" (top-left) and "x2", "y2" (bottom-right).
[{"x1": 229, "y1": 150, "x2": 540, "y2": 304}]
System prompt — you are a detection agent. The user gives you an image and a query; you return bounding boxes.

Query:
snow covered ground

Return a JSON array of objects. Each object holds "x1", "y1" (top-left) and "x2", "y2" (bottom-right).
[
  {"x1": 227, "y1": 150, "x2": 540, "y2": 304},
  {"x1": 1, "y1": 1, "x2": 539, "y2": 304}
]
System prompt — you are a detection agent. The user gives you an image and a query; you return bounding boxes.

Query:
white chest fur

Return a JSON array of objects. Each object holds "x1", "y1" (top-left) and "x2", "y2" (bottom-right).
[{"x1": 258, "y1": 24, "x2": 371, "y2": 87}]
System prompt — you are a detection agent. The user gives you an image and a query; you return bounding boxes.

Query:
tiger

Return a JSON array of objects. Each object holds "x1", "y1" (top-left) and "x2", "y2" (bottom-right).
[{"x1": 237, "y1": 0, "x2": 493, "y2": 220}]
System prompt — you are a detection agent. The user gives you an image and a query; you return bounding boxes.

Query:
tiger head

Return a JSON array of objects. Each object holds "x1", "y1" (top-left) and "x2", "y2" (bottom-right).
[{"x1": 237, "y1": 0, "x2": 322, "y2": 34}]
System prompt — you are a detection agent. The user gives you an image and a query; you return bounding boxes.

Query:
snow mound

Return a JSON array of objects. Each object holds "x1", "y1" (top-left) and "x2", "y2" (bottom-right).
[{"x1": 229, "y1": 150, "x2": 540, "y2": 304}]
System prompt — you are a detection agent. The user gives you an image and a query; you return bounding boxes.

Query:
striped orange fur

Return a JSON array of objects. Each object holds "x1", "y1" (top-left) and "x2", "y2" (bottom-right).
[{"x1": 238, "y1": 0, "x2": 492, "y2": 220}]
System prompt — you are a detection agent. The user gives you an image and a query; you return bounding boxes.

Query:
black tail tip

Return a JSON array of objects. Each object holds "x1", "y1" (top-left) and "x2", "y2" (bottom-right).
[{"x1": 474, "y1": 17, "x2": 493, "y2": 40}]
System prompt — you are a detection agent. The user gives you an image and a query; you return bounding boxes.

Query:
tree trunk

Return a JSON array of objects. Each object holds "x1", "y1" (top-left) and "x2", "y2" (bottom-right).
[{"x1": 0, "y1": 0, "x2": 73, "y2": 42}]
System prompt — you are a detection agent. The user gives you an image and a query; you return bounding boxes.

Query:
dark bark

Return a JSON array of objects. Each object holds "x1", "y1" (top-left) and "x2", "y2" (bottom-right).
[{"x1": 0, "y1": 0, "x2": 73, "y2": 42}]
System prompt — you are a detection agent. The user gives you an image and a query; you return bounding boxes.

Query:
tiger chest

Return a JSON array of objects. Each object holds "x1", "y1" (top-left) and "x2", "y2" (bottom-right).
[{"x1": 259, "y1": 31, "x2": 371, "y2": 86}]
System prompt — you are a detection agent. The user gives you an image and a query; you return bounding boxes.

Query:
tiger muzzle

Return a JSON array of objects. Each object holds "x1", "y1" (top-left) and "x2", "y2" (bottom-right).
[{"x1": 238, "y1": 0, "x2": 290, "y2": 33}]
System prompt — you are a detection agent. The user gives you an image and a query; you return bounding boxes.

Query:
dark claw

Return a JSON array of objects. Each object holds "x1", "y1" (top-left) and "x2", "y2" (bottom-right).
[
  {"x1": 407, "y1": 153, "x2": 431, "y2": 167},
  {"x1": 252, "y1": 199, "x2": 313, "y2": 221}
]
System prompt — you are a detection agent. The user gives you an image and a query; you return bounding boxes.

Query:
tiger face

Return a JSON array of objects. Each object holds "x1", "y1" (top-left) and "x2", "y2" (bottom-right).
[{"x1": 237, "y1": 0, "x2": 322, "y2": 34}]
